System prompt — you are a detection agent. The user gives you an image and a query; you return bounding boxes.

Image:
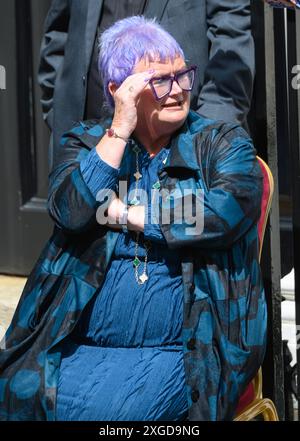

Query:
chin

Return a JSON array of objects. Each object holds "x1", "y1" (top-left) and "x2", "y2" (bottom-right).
[{"x1": 158, "y1": 108, "x2": 188, "y2": 127}]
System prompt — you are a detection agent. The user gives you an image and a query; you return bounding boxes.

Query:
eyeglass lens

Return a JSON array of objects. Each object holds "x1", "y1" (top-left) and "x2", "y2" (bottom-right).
[{"x1": 151, "y1": 69, "x2": 195, "y2": 99}]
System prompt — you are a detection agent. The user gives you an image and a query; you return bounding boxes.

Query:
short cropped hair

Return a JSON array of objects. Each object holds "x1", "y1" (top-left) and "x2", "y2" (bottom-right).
[{"x1": 98, "y1": 15, "x2": 185, "y2": 109}]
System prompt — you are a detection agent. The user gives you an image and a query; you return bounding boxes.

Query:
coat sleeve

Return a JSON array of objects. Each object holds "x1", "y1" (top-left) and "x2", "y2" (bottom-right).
[
  {"x1": 197, "y1": 0, "x2": 255, "y2": 125},
  {"x1": 47, "y1": 123, "x2": 120, "y2": 234},
  {"x1": 37, "y1": 0, "x2": 70, "y2": 129},
  {"x1": 159, "y1": 126, "x2": 263, "y2": 249}
]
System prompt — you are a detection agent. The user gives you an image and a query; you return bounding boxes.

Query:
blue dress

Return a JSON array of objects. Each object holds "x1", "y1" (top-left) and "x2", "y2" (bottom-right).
[{"x1": 56, "y1": 143, "x2": 189, "y2": 421}]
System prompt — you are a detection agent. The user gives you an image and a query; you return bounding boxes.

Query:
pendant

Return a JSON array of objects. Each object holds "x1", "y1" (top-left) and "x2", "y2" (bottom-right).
[
  {"x1": 129, "y1": 197, "x2": 140, "y2": 206},
  {"x1": 139, "y1": 273, "x2": 148, "y2": 284},
  {"x1": 133, "y1": 257, "x2": 141, "y2": 267},
  {"x1": 152, "y1": 181, "x2": 160, "y2": 190},
  {"x1": 134, "y1": 171, "x2": 142, "y2": 180},
  {"x1": 133, "y1": 145, "x2": 141, "y2": 154}
]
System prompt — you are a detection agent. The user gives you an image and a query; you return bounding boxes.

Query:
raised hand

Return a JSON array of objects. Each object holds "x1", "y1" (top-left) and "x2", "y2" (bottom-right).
[{"x1": 109, "y1": 69, "x2": 156, "y2": 139}]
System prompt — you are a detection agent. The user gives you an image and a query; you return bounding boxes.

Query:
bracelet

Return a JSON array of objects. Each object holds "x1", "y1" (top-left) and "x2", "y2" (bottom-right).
[
  {"x1": 119, "y1": 204, "x2": 129, "y2": 233},
  {"x1": 106, "y1": 127, "x2": 129, "y2": 143}
]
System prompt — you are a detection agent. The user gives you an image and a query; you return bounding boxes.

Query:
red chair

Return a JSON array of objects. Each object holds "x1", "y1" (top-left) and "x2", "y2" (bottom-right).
[{"x1": 234, "y1": 156, "x2": 279, "y2": 421}]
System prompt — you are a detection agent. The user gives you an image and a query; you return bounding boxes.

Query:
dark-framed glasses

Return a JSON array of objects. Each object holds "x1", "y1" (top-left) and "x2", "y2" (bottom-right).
[{"x1": 149, "y1": 65, "x2": 197, "y2": 101}]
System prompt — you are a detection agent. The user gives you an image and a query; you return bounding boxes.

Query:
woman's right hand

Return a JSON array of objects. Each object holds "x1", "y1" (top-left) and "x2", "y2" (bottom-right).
[{"x1": 110, "y1": 69, "x2": 156, "y2": 139}]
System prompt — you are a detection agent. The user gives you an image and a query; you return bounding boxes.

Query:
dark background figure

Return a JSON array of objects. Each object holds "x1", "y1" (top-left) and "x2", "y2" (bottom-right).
[{"x1": 38, "y1": 0, "x2": 255, "y2": 170}]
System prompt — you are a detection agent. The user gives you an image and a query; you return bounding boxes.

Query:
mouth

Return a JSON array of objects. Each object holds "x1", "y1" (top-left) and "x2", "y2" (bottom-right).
[{"x1": 161, "y1": 101, "x2": 183, "y2": 108}]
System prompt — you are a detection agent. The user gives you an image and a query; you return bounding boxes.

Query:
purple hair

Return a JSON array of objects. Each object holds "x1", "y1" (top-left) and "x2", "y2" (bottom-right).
[{"x1": 98, "y1": 15, "x2": 185, "y2": 109}]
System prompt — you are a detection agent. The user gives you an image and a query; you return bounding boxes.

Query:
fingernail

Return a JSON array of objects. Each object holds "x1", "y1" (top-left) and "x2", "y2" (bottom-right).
[{"x1": 147, "y1": 69, "x2": 155, "y2": 73}]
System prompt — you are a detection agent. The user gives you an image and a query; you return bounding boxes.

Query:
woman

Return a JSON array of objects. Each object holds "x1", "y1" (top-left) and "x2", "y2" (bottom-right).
[{"x1": 0, "y1": 16, "x2": 267, "y2": 421}]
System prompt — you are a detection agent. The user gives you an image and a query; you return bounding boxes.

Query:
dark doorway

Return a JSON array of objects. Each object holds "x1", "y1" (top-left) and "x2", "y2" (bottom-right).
[{"x1": 0, "y1": 0, "x2": 53, "y2": 275}]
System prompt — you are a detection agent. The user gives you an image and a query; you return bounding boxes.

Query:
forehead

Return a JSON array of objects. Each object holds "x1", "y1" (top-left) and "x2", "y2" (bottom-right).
[{"x1": 133, "y1": 56, "x2": 187, "y2": 74}]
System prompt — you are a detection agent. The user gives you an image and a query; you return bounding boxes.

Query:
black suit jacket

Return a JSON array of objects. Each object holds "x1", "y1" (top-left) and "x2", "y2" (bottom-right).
[{"x1": 38, "y1": 0, "x2": 255, "y2": 168}]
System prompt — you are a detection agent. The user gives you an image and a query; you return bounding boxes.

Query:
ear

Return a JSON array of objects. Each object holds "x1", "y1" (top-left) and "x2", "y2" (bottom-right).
[{"x1": 108, "y1": 81, "x2": 118, "y2": 97}]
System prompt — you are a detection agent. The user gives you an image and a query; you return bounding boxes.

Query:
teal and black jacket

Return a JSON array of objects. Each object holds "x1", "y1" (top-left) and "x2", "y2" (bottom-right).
[{"x1": 0, "y1": 110, "x2": 267, "y2": 421}]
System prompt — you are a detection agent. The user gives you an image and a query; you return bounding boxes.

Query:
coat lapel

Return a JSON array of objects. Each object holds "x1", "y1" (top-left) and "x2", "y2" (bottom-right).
[
  {"x1": 160, "y1": 115, "x2": 201, "y2": 172},
  {"x1": 164, "y1": 129, "x2": 200, "y2": 171},
  {"x1": 161, "y1": 112, "x2": 224, "y2": 172},
  {"x1": 85, "y1": 0, "x2": 104, "y2": 73},
  {"x1": 143, "y1": 0, "x2": 170, "y2": 20}
]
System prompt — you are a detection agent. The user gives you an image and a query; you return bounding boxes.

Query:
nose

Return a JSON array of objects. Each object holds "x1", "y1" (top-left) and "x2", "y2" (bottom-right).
[{"x1": 169, "y1": 78, "x2": 184, "y2": 96}]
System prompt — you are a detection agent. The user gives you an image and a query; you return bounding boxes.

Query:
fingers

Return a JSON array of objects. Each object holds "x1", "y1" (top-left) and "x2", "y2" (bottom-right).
[
  {"x1": 111, "y1": 69, "x2": 156, "y2": 136},
  {"x1": 115, "y1": 70, "x2": 156, "y2": 100}
]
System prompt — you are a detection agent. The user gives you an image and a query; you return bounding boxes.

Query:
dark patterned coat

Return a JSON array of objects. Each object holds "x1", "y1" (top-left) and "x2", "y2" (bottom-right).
[{"x1": 0, "y1": 110, "x2": 267, "y2": 421}]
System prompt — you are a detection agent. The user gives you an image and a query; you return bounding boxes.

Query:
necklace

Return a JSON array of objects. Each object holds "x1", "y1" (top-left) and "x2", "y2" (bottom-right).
[{"x1": 128, "y1": 143, "x2": 169, "y2": 285}]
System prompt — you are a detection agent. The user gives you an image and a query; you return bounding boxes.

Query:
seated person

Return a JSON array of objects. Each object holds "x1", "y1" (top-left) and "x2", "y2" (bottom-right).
[{"x1": 0, "y1": 16, "x2": 267, "y2": 421}]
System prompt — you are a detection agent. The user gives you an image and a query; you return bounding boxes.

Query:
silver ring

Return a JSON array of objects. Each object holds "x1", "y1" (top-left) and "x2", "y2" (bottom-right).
[{"x1": 129, "y1": 86, "x2": 134, "y2": 92}]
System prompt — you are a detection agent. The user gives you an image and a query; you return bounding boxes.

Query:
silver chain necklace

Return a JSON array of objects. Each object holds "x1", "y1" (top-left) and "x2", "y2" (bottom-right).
[{"x1": 128, "y1": 144, "x2": 168, "y2": 285}]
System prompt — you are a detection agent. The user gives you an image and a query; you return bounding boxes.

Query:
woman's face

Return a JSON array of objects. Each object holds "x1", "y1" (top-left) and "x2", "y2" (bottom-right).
[{"x1": 133, "y1": 56, "x2": 191, "y2": 139}]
